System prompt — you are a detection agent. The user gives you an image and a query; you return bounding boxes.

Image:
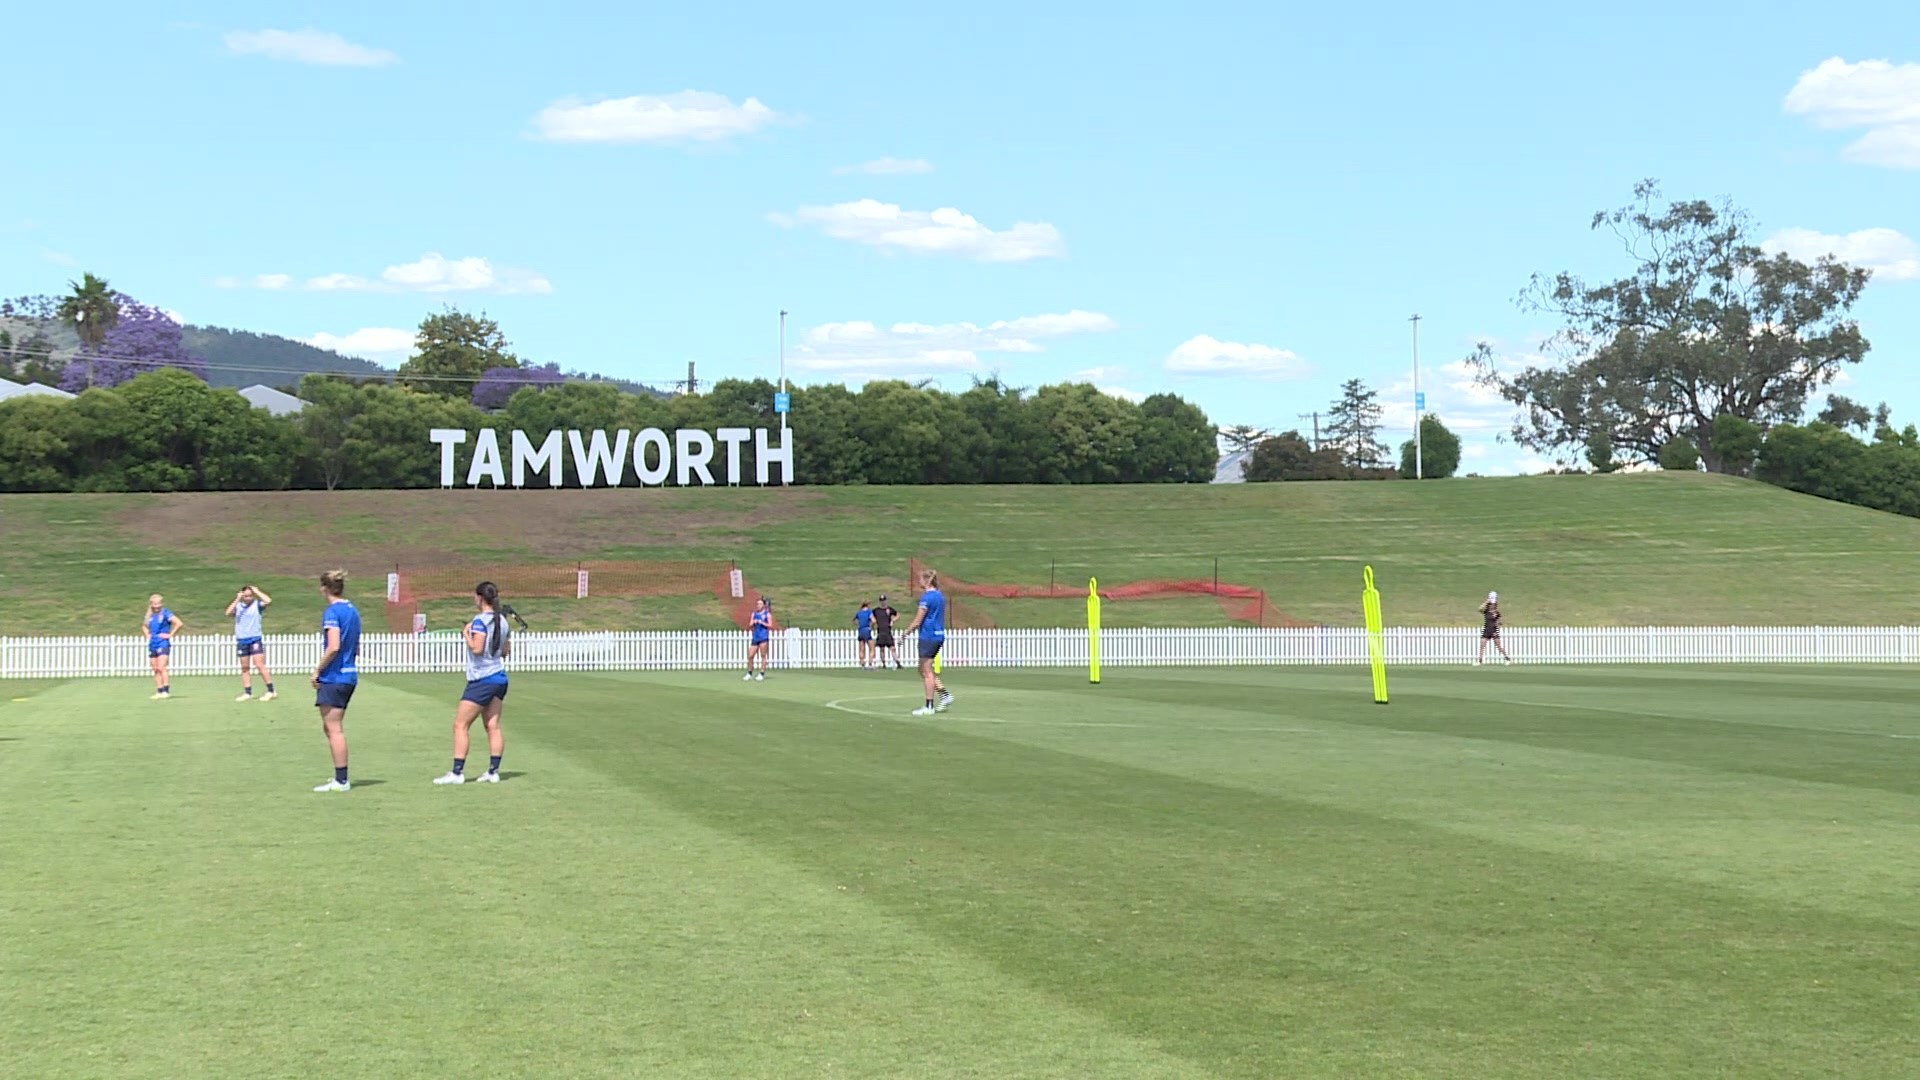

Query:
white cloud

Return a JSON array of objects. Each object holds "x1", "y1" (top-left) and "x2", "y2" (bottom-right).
[
  {"x1": 41, "y1": 250, "x2": 77, "y2": 267},
  {"x1": 1099, "y1": 386, "x2": 1147, "y2": 403},
  {"x1": 773, "y1": 200, "x2": 1064, "y2": 262},
  {"x1": 790, "y1": 310, "x2": 1116, "y2": 381},
  {"x1": 532, "y1": 91, "x2": 781, "y2": 144},
  {"x1": 1074, "y1": 366, "x2": 1130, "y2": 383},
  {"x1": 306, "y1": 327, "x2": 414, "y2": 359},
  {"x1": 1762, "y1": 227, "x2": 1920, "y2": 281},
  {"x1": 833, "y1": 157, "x2": 934, "y2": 176},
  {"x1": 1164, "y1": 335, "x2": 1308, "y2": 380},
  {"x1": 223, "y1": 29, "x2": 398, "y2": 67},
  {"x1": 218, "y1": 254, "x2": 552, "y2": 295},
  {"x1": 162, "y1": 309, "x2": 185, "y2": 325},
  {"x1": 1784, "y1": 57, "x2": 1920, "y2": 169}
]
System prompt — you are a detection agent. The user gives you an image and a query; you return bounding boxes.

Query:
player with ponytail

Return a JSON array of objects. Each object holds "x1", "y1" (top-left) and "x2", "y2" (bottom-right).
[{"x1": 434, "y1": 581, "x2": 512, "y2": 785}]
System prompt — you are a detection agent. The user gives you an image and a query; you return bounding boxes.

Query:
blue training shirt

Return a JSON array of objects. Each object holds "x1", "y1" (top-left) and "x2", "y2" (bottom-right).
[
  {"x1": 147, "y1": 609, "x2": 175, "y2": 648},
  {"x1": 318, "y1": 600, "x2": 361, "y2": 684},
  {"x1": 918, "y1": 588, "x2": 946, "y2": 640},
  {"x1": 233, "y1": 599, "x2": 263, "y2": 641},
  {"x1": 855, "y1": 608, "x2": 873, "y2": 633}
]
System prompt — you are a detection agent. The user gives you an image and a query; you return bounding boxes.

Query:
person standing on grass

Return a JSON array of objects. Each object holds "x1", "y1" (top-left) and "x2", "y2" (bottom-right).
[
  {"x1": 871, "y1": 595, "x2": 901, "y2": 670},
  {"x1": 745, "y1": 597, "x2": 773, "y2": 681},
  {"x1": 226, "y1": 585, "x2": 276, "y2": 702},
  {"x1": 311, "y1": 570, "x2": 361, "y2": 793},
  {"x1": 143, "y1": 594, "x2": 182, "y2": 700},
  {"x1": 854, "y1": 601, "x2": 875, "y2": 669},
  {"x1": 435, "y1": 582, "x2": 510, "y2": 786},
  {"x1": 1476, "y1": 591, "x2": 1512, "y2": 666},
  {"x1": 898, "y1": 572, "x2": 953, "y2": 716}
]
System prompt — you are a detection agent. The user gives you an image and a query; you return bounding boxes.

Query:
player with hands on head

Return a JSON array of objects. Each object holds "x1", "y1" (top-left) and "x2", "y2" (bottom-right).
[{"x1": 226, "y1": 585, "x2": 276, "y2": 702}]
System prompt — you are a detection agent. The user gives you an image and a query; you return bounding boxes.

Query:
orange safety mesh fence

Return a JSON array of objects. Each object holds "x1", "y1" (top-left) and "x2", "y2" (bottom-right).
[
  {"x1": 908, "y1": 557, "x2": 1313, "y2": 629},
  {"x1": 385, "y1": 560, "x2": 758, "y2": 632}
]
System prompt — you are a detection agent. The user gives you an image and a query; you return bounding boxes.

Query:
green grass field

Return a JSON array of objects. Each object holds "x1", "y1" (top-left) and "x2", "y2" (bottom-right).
[
  {"x1": 5, "y1": 472, "x2": 1920, "y2": 634},
  {"x1": 6, "y1": 664, "x2": 1920, "y2": 1078}
]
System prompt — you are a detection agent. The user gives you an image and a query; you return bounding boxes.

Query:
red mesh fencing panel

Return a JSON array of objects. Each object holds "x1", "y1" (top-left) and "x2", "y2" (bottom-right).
[
  {"x1": 907, "y1": 558, "x2": 1312, "y2": 628},
  {"x1": 386, "y1": 561, "x2": 757, "y2": 632}
]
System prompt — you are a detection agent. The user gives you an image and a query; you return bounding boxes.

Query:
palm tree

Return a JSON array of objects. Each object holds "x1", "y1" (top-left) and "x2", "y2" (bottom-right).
[{"x1": 56, "y1": 272, "x2": 119, "y2": 389}]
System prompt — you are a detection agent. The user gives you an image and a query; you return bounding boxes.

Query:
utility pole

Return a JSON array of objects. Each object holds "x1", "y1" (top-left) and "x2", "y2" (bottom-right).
[
  {"x1": 1298, "y1": 412, "x2": 1320, "y2": 450},
  {"x1": 685, "y1": 361, "x2": 696, "y2": 396},
  {"x1": 1410, "y1": 314, "x2": 1423, "y2": 480}
]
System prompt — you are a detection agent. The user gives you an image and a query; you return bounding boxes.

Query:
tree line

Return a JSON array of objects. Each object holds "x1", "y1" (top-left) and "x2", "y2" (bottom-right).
[{"x1": 1220, "y1": 379, "x2": 1463, "y2": 481}]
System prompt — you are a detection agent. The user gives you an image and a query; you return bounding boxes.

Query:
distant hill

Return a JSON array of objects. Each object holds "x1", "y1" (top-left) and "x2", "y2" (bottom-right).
[{"x1": 182, "y1": 326, "x2": 391, "y2": 389}]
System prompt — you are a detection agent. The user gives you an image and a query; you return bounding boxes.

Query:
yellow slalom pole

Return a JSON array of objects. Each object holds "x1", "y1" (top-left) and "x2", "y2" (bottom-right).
[
  {"x1": 1363, "y1": 565, "x2": 1388, "y2": 704},
  {"x1": 1088, "y1": 577, "x2": 1102, "y2": 684}
]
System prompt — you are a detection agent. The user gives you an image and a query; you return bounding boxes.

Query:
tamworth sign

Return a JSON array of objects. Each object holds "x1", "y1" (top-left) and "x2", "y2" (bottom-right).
[{"x1": 429, "y1": 427, "x2": 794, "y2": 487}]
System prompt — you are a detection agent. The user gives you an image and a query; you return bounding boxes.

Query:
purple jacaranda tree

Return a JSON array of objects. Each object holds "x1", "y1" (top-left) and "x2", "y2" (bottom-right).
[
  {"x1": 472, "y1": 362, "x2": 563, "y2": 409},
  {"x1": 58, "y1": 295, "x2": 206, "y2": 391}
]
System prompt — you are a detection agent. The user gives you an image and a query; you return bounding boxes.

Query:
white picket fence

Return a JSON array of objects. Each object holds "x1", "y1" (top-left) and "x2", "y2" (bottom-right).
[{"x1": 2, "y1": 626, "x2": 1916, "y2": 679}]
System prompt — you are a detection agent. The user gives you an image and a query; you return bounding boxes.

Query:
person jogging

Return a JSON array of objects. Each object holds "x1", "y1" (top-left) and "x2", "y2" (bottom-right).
[{"x1": 1476, "y1": 591, "x2": 1512, "y2": 665}]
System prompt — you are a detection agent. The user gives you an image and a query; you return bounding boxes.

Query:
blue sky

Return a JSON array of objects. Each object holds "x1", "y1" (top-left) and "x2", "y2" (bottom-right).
[{"x1": 2, "y1": 2, "x2": 1915, "y2": 473}]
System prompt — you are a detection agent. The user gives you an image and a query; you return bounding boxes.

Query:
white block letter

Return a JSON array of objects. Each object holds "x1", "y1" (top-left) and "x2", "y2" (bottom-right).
[
  {"x1": 430, "y1": 428, "x2": 467, "y2": 487},
  {"x1": 632, "y1": 428, "x2": 671, "y2": 486},
  {"x1": 511, "y1": 429, "x2": 564, "y2": 488},
  {"x1": 755, "y1": 426, "x2": 793, "y2": 485},
  {"x1": 569, "y1": 429, "x2": 630, "y2": 487},
  {"x1": 467, "y1": 428, "x2": 505, "y2": 487},
  {"x1": 716, "y1": 427, "x2": 751, "y2": 485},
  {"x1": 676, "y1": 429, "x2": 716, "y2": 486}
]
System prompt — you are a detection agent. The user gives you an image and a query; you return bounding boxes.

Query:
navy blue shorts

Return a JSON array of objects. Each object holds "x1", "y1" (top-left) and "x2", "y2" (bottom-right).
[
  {"x1": 461, "y1": 678, "x2": 509, "y2": 706},
  {"x1": 857, "y1": 632, "x2": 873, "y2": 643},
  {"x1": 919, "y1": 638, "x2": 944, "y2": 661},
  {"x1": 237, "y1": 638, "x2": 264, "y2": 658},
  {"x1": 148, "y1": 644, "x2": 170, "y2": 658},
  {"x1": 314, "y1": 682, "x2": 356, "y2": 710},
  {"x1": 751, "y1": 634, "x2": 770, "y2": 648}
]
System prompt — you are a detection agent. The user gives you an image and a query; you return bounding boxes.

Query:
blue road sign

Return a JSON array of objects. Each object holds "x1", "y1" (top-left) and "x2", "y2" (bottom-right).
[
  {"x1": 1414, "y1": 392, "x2": 1426, "y2": 412},
  {"x1": 774, "y1": 391, "x2": 790, "y2": 414}
]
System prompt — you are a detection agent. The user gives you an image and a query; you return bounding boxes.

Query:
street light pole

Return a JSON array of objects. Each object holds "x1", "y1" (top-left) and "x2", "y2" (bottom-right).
[{"x1": 1410, "y1": 313, "x2": 1422, "y2": 480}]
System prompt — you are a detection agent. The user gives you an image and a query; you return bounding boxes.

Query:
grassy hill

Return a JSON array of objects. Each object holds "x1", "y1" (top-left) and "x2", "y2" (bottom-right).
[
  {"x1": 2, "y1": 472, "x2": 1916, "y2": 635},
  {"x1": 182, "y1": 326, "x2": 391, "y2": 388}
]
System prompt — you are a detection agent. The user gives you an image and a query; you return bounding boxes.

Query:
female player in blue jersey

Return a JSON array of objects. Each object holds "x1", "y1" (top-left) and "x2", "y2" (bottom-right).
[
  {"x1": 435, "y1": 582, "x2": 512, "y2": 785},
  {"x1": 143, "y1": 594, "x2": 182, "y2": 699},
  {"x1": 898, "y1": 571, "x2": 954, "y2": 716},
  {"x1": 226, "y1": 585, "x2": 276, "y2": 702},
  {"x1": 310, "y1": 570, "x2": 361, "y2": 793},
  {"x1": 745, "y1": 597, "x2": 773, "y2": 680},
  {"x1": 854, "y1": 601, "x2": 875, "y2": 668}
]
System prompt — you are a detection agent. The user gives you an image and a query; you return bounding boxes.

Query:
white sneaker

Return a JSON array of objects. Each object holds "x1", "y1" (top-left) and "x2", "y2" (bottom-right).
[
  {"x1": 911, "y1": 706, "x2": 936, "y2": 716},
  {"x1": 313, "y1": 779, "x2": 351, "y2": 793},
  {"x1": 1502, "y1": 657, "x2": 1512, "y2": 665},
  {"x1": 236, "y1": 693, "x2": 254, "y2": 702},
  {"x1": 150, "y1": 691, "x2": 169, "y2": 700},
  {"x1": 472, "y1": 771, "x2": 500, "y2": 784},
  {"x1": 433, "y1": 772, "x2": 465, "y2": 785},
  {"x1": 261, "y1": 691, "x2": 277, "y2": 702},
  {"x1": 743, "y1": 672, "x2": 754, "y2": 681},
  {"x1": 754, "y1": 672, "x2": 765, "y2": 681}
]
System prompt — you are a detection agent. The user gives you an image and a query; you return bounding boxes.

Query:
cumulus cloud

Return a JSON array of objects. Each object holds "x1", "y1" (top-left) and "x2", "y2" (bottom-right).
[
  {"x1": 1163, "y1": 335, "x2": 1308, "y2": 380},
  {"x1": 772, "y1": 199, "x2": 1064, "y2": 262},
  {"x1": 532, "y1": 91, "x2": 782, "y2": 143},
  {"x1": 1762, "y1": 226, "x2": 1920, "y2": 281},
  {"x1": 306, "y1": 327, "x2": 415, "y2": 359},
  {"x1": 833, "y1": 157, "x2": 934, "y2": 176},
  {"x1": 1784, "y1": 57, "x2": 1920, "y2": 169},
  {"x1": 218, "y1": 254, "x2": 552, "y2": 295},
  {"x1": 1098, "y1": 386, "x2": 1147, "y2": 403},
  {"x1": 790, "y1": 310, "x2": 1116, "y2": 381},
  {"x1": 224, "y1": 29, "x2": 398, "y2": 67}
]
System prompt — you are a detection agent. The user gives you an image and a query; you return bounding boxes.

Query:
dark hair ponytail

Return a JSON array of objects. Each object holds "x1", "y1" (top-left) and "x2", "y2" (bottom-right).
[{"x1": 476, "y1": 581, "x2": 504, "y2": 656}]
